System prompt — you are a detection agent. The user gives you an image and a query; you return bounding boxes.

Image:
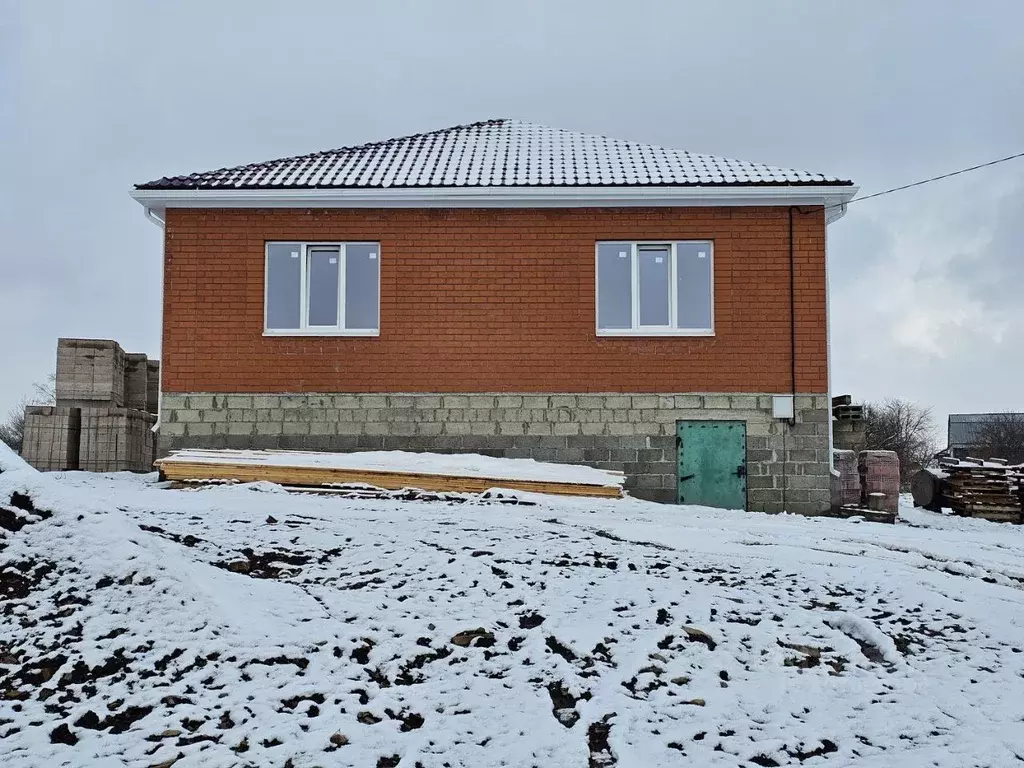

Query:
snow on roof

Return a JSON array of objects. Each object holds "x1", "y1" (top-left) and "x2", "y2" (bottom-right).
[{"x1": 136, "y1": 119, "x2": 853, "y2": 191}]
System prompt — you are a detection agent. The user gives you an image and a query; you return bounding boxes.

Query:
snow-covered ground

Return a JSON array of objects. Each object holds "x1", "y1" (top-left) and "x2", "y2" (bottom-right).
[{"x1": 3, "y1": 446, "x2": 1024, "y2": 767}]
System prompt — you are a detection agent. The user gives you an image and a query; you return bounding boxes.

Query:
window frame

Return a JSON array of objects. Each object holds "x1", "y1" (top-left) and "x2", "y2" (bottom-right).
[
  {"x1": 263, "y1": 241, "x2": 380, "y2": 337},
  {"x1": 595, "y1": 240, "x2": 715, "y2": 337}
]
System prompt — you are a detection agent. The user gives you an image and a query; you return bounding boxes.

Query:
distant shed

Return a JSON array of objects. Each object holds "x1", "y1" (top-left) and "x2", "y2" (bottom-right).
[{"x1": 948, "y1": 413, "x2": 1024, "y2": 458}]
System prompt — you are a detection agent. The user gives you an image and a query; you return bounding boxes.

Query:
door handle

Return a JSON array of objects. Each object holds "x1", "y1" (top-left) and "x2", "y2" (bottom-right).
[
  {"x1": 679, "y1": 474, "x2": 695, "y2": 483},
  {"x1": 735, "y1": 465, "x2": 747, "y2": 478}
]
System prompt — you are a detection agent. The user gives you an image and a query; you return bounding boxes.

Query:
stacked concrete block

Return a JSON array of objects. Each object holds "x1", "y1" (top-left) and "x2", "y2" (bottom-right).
[
  {"x1": 158, "y1": 391, "x2": 833, "y2": 513},
  {"x1": 833, "y1": 418, "x2": 867, "y2": 454},
  {"x1": 21, "y1": 339, "x2": 161, "y2": 474},
  {"x1": 79, "y1": 407, "x2": 157, "y2": 472},
  {"x1": 146, "y1": 360, "x2": 161, "y2": 415},
  {"x1": 21, "y1": 406, "x2": 82, "y2": 471},
  {"x1": 55, "y1": 339, "x2": 125, "y2": 409},
  {"x1": 123, "y1": 353, "x2": 150, "y2": 412},
  {"x1": 830, "y1": 449, "x2": 861, "y2": 508}
]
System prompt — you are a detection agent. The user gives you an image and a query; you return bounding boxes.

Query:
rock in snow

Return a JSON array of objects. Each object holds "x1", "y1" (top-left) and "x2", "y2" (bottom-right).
[{"x1": 2, "y1": 461, "x2": 1024, "y2": 766}]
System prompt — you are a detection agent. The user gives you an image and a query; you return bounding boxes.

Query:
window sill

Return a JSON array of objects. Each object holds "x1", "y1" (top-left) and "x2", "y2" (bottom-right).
[
  {"x1": 597, "y1": 328, "x2": 715, "y2": 337},
  {"x1": 263, "y1": 329, "x2": 380, "y2": 337}
]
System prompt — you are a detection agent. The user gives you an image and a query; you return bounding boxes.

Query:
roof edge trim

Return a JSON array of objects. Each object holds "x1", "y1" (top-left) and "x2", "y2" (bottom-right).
[{"x1": 131, "y1": 185, "x2": 858, "y2": 221}]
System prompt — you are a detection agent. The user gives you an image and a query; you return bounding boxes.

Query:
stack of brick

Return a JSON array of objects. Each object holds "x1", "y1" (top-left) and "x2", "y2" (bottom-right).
[
  {"x1": 859, "y1": 450, "x2": 900, "y2": 513},
  {"x1": 21, "y1": 339, "x2": 160, "y2": 473},
  {"x1": 830, "y1": 449, "x2": 861, "y2": 508}
]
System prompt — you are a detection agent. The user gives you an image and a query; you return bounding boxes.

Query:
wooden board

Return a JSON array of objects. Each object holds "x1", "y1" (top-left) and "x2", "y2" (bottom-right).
[
  {"x1": 972, "y1": 512, "x2": 1022, "y2": 524},
  {"x1": 168, "y1": 481, "x2": 538, "y2": 505},
  {"x1": 952, "y1": 504, "x2": 1021, "y2": 514},
  {"x1": 157, "y1": 459, "x2": 623, "y2": 499},
  {"x1": 823, "y1": 505, "x2": 896, "y2": 524}
]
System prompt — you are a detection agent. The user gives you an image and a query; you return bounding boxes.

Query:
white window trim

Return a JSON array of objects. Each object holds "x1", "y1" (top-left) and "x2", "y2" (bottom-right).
[
  {"x1": 595, "y1": 240, "x2": 715, "y2": 337},
  {"x1": 264, "y1": 241, "x2": 380, "y2": 337}
]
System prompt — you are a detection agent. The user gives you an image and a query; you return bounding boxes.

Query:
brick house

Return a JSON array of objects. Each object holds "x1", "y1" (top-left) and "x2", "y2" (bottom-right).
[{"x1": 132, "y1": 119, "x2": 856, "y2": 512}]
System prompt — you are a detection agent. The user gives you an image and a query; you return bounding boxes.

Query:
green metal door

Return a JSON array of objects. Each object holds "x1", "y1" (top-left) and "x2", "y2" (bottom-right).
[{"x1": 676, "y1": 420, "x2": 747, "y2": 509}]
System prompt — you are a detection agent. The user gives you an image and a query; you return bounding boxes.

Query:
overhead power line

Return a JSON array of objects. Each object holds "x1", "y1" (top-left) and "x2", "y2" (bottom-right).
[{"x1": 830, "y1": 150, "x2": 1024, "y2": 210}]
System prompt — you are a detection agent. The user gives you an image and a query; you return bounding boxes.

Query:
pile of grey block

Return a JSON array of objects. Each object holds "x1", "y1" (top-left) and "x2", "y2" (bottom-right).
[
  {"x1": 21, "y1": 339, "x2": 159, "y2": 472},
  {"x1": 833, "y1": 418, "x2": 867, "y2": 454}
]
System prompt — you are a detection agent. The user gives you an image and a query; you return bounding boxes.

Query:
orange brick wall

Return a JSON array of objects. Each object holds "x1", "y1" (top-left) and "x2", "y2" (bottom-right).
[{"x1": 161, "y1": 207, "x2": 828, "y2": 394}]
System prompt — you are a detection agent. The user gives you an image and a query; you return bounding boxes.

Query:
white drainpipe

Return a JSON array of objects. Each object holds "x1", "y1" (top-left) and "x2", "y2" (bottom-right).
[{"x1": 142, "y1": 207, "x2": 166, "y2": 432}]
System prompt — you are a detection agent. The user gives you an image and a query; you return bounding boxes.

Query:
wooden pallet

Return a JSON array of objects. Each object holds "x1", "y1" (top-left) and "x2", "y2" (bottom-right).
[
  {"x1": 967, "y1": 510, "x2": 1022, "y2": 524},
  {"x1": 157, "y1": 458, "x2": 623, "y2": 499},
  {"x1": 918, "y1": 461, "x2": 1024, "y2": 522},
  {"x1": 942, "y1": 460, "x2": 1022, "y2": 520},
  {"x1": 824, "y1": 505, "x2": 896, "y2": 524}
]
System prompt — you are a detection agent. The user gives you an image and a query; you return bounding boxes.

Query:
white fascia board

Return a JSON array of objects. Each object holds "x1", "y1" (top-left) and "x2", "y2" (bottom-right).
[{"x1": 130, "y1": 184, "x2": 859, "y2": 221}]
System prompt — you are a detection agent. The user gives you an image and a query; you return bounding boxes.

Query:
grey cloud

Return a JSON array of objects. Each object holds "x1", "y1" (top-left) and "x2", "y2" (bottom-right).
[
  {"x1": 2, "y1": 0, "x2": 1023, "y2": 430},
  {"x1": 943, "y1": 187, "x2": 1024, "y2": 306}
]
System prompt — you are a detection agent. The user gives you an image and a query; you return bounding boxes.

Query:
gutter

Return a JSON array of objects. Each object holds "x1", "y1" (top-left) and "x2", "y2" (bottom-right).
[
  {"x1": 823, "y1": 214, "x2": 831, "y2": 473},
  {"x1": 825, "y1": 199, "x2": 849, "y2": 225},
  {"x1": 788, "y1": 207, "x2": 798, "y2": 412},
  {"x1": 144, "y1": 206, "x2": 165, "y2": 228},
  {"x1": 141, "y1": 207, "x2": 166, "y2": 434}
]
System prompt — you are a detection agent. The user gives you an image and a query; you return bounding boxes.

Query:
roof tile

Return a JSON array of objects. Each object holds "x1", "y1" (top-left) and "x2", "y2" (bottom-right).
[{"x1": 136, "y1": 119, "x2": 852, "y2": 190}]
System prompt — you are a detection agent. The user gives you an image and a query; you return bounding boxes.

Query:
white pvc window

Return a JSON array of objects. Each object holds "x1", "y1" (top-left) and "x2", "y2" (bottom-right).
[
  {"x1": 596, "y1": 241, "x2": 713, "y2": 336},
  {"x1": 265, "y1": 242, "x2": 380, "y2": 336}
]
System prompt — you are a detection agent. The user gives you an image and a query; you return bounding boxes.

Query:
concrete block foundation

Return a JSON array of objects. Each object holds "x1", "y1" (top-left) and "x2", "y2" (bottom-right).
[{"x1": 159, "y1": 392, "x2": 831, "y2": 513}]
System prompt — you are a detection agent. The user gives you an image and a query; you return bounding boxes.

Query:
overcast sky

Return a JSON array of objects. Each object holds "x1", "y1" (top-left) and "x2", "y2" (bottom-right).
[{"x1": 2, "y1": 1, "x2": 1022, "y2": 442}]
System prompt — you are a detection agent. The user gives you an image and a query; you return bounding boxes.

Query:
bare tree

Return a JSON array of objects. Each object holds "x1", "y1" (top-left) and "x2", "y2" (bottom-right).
[
  {"x1": 972, "y1": 413, "x2": 1024, "y2": 464},
  {"x1": 0, "y1": 403, "x2": 27, "y2": 453},
  {"x1": 862, "y1": 398, "x2": 938, "y2": 484},
  {"x1": 0, "y1": 375, "x2": 57, "y2": 454}
]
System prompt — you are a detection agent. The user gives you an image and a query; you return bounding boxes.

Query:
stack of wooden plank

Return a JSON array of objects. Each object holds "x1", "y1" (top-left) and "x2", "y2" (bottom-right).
[
  {"x1": 940, "y1": 458, "x2": 1022, "y2": 522},
  {"x1": 1018, "y1": 465, "x2": 1024, "y2": 514},
  {"x1": 831, "y1": 394, "x2": 863, "y2": 421},
  {"x1": 155, "y1": 449, "x2": 625, "y2": 500}
]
